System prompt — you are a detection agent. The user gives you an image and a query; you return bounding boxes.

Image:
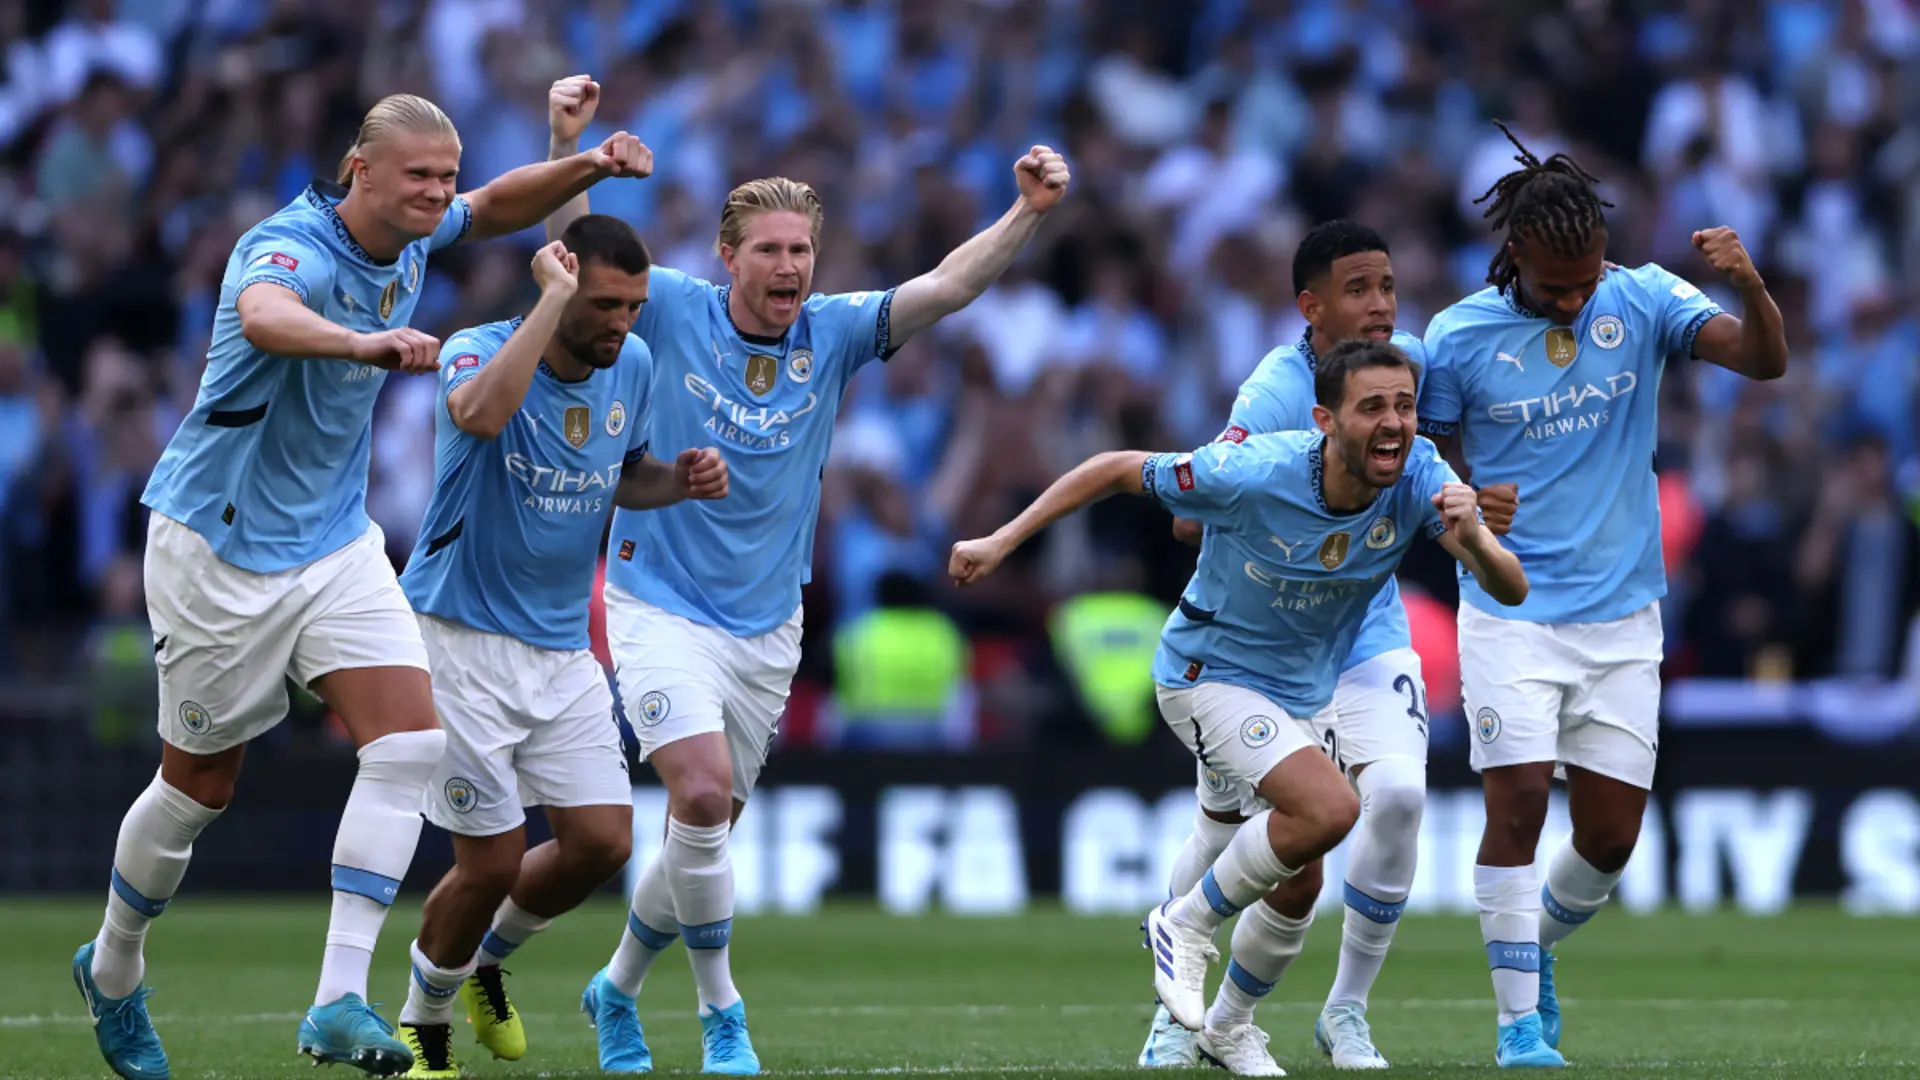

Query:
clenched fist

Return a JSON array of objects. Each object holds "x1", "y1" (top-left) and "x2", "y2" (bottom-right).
[
  {"x1": 594, "y1": 132, "x2": 653, "y2": 180},
  {"x1": 531, "y1": 240, "x2": 579, "y2": 296},
  {"x1": 351, "y1": 327, "x2": 440, "y2": 374},
  {"x1": 1476, "y1": 483, "x2": 1518, "y2": 536},
  {"x1": 1432, "y1": 481, "x2": 1486, "y2": 544},
  {"x1": 1014, "y1": 145, "x2": 1071, "y2": 214},
  {"x1": 550, "y1": 74, "x2": 600, "y2": 143},
  {"x1": 949, "y1": 536, "x2": 1010, "y2": 586},
  {"x1": 1692, "y1": 226, "x2": 1762, "y2": 290},
  {"x1": 676, "y1": 447, "x2": 728, "y2": 500}
]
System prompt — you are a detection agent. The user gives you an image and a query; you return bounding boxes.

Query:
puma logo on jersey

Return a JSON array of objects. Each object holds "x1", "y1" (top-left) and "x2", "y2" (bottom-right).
[{"x1": 1496, "y1": 351, "x2": 1523, "y2": 371}]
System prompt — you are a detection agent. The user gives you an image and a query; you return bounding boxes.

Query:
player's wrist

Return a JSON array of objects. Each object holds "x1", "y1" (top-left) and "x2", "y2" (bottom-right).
[{"x1": 549, "y1": 136, "x2": 579, "y2": 161}]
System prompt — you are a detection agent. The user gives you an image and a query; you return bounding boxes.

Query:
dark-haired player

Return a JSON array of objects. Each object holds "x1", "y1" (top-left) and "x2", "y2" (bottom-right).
[
  {"x1": 388, "y1": 221, "x2": 728, "y2": 1078},
  {"x1": 953, "y1": 339, "x2": 1529, "y2": 1077},
  {"x1": 1420, "y1": 123, "x2": 1786, "y2": 1068},
  {"x1": 1146, "y1": 220, "x2": 1517, "y2": 1071}
]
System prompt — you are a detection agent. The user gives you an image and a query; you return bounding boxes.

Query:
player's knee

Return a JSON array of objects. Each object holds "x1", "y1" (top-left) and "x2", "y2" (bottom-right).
[
  {"x1": 1364, "y1": 783, "x2": 1426, "y2": 842},
  {"x1": 459, "y1": 843, "x2": 523, "y2": 901},
  {"x1": 668, "y1": 774, "x2": 734, "y2": 828},
  {"x1": 1307, "y1": 787, "x2": 1362, "y2": 846},
  {"x1": 359, "y1": 728, "x2": 446, "y2": 787},
  {"x1": 1574, "y1": 828, "x2": 1639, "y2": 875},
  {"x1": 1487, "y1": 782, "x2": 1550, "y2": 847},
  {"x1": 564, "y1": 824, "x2": 634, "y2": 881}
]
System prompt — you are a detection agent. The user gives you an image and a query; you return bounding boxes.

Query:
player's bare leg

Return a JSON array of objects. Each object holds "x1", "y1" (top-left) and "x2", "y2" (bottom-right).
[
  {"x1": 1531, "y1": 767, "x2": 1647, "y2": 1050},
  {"x1": 299, "y1": 665, "x2": 444, "y2": 1076},
  {"x1": 1152, "y1": 747, "x2": 1358, "y2": 1031},
  {"x1": 1476, "y1": 762, "x2": 1564, "y2": 1067},
  {"x1": 399, "y1": 827, "x2": 525, "y2": 1077}
]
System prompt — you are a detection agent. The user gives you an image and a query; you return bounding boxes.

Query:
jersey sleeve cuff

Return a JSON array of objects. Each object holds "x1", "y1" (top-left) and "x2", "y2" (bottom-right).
[
  {"x1": 874, "y1": 288, "x2": 899, "y2": 360},
  {"x1": 1422, "y1": 518, "x2": 1448, "y2": 540},
  {"x1": 1681, "y1": 307, "x2": 1723, "y2": 359},
  {"x1": 623, "y1": 442, "x2": 650, "y2": 466},
  {"x1": 237, "y1": 270, "x2": 310, "y2": 304},
  {"x1": 1418, "y1": 418, "x2": 1458, "y2": 437},
  {"x1": 1140, "y1": 454, "x2": 1165, "y2": 501}
]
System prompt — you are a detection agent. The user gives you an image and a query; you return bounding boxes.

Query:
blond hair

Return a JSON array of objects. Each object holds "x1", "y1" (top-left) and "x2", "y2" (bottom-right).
[
  {"x1": 715, "y1": 177, "x2": 824, "y2": 256},
  {"x1": 336, "y1": 94, "x2": 459, "y2": 188}
]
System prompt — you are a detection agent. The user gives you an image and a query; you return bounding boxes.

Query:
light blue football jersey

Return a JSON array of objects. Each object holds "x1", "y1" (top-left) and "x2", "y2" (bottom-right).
[
  {"x1": 605, "y1": 266, "x2": 895, "y2": 637},
  {"x1": 1147, "y1": 431, "x2": 1457, "y2": 718},
  {"x1": 143, "y1": 183, "x2": 473, "y2": 573},
  {"x1": 400, "y1": 320, "x2": 653, "y2": 651},
  {"x1": 1418, "y1": 264, "x2": 1724, "y2": 624},
  {"x1": 1218, "y1": 328, "x2": 1429, "y2": 670}
]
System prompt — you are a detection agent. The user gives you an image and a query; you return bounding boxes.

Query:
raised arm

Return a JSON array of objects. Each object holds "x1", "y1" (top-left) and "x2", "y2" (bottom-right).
[
  {"x1": 950, "y1": 450, "x2": 1147, "y2": 585},
  {"x1": 446, "y1": 243, "x2": 578, "y2": 439},
  {"x1": 464, "y1": 129, "x2": 648, "y2": 243},
  {"x1": 236, "y1": 284, "x2": 439, "y2": 373},
  {"x1": 889, "y1": 146, "x2": 1071, "y2": 347},
  {"x1": 1431, "y1": 481, "x2": 1528, "y2": 606},
  {"x1": 543, "y1": 75, "x2": 602, "y2": 242},
  {"x1": 1686, "y1": 227, "x2": 1787, "y2": 381}
]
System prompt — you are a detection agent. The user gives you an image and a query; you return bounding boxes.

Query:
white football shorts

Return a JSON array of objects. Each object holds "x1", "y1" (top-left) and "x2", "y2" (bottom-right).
[
  {"x1": 1159, "y1": 681, "x2": 1329, "y2": 819},
  {"x1": 418, "y1": 615, "x2": 631, "y2": 837},
  {"x1": 602, "y1": 584, "x2": 802, "y2": 804},
  {"x1": 1195, "y1": 648, "x2": 1428, "y2": 815},
  {"x1": 1459, "y1": 601, "x2": 1662, "y2": 790},
  {"x1": 145, "y1": 512, "x2": 429, "y2": 755}
]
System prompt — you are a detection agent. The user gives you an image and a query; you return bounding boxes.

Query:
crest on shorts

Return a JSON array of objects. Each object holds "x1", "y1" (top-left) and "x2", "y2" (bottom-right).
[
  {"x1": 745, "y1": 353, "x2": 777, "y2": 397},
  {"x1": 1544, "y1": 327, "x2": 1577, "y2": 368},
  {"x1": 564, "y1": 406, "x2": 591, "y2": 449},
  {"x1": 606, "y1": 400, "x2": 627, "y2": 438},
  {"x1": 638, "y1": 691, "x2": 670, "y2": 726},
  {"x1": 379, "y1": 278, "x2": 398, "y2": 321},
  {"x1": 1589, "y1": 314, "x2": 1624, "y2": 350},
  {"x1": 1366, "y1": 517, "x2": 1396, "y2": 550},
  {"x1": 788, "y1": 348, "x2": 814, "y2": 384},
  {"x1": 178, "y1": 700, "x2": 211, "y2": 735},
  {"x1": 1318, "y1": 532, "x2": 1350, "y2": 570},
  {"x1": 1476, "y1": 707, "x2": 1501, "y2": 743},
  {"x1": 1241, "y1": 715, "x2": 1277, "y2": 748},
  {"x1": 1202, "y1": 768, "x2": 1230, "y2": 795},
  {"x1": 444, "y1": 777, "x2": 477, "y2": 814}
]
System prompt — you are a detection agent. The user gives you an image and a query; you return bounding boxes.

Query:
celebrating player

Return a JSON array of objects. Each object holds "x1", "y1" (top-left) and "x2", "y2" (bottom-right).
[
  {"x1": 1419, "y1": 122, "x2": 1787, "y2": 1068},
  {"x1": 1144, "y1": 220, "x2": 1519, "y2": 1071},
  {"x1": 493, "y1": 74, "x2": 1068, "y2": 1074},
  {"x1": 951, "y1": 339, "x2": 1529, "y2": 1076},
  {"x1": 71, "y1": 93, "x2": 650, "y2": 1080},
  {"x1": 388, "y1": 222, "x2": 727, "y2": 1079}
]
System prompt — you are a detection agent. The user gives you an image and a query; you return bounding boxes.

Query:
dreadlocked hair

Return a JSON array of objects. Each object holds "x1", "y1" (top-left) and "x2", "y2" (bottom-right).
[{"x1": 1473, "y1": 119, "x2": 1613, "y2": 291}]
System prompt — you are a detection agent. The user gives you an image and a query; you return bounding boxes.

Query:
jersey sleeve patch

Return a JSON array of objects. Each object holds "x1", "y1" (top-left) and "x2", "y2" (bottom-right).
[
  {"x1": 453, "y1": 354, "x2": 480, "y2": 370},
  {"x1": 1218, "y1": 424, "x2": 1250, "y2": 444}
]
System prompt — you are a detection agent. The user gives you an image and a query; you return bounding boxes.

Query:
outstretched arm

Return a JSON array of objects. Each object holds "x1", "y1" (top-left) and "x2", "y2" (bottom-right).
[
  {"x1": 889, "y1": 145, "x2": 1071, "y2": 347},
  {"x1": 543, "y1": 75, "x2": 603, "y2": 242},
  {"x1": 1687, "y1": 227, "x2": 1787, "y2": 381},
  {"x1": 1432, "y1": 482, "x2": 1528, "y2": 606},
  {"x1": 236, "y1": 284, "x2": 439, "y2": 373},
  {"x1": 950, "y1": 450, "x2": 1145, "y2": 585},
  {"x1": 465, "y1": 129, "x2": 648, "y2": 243}
]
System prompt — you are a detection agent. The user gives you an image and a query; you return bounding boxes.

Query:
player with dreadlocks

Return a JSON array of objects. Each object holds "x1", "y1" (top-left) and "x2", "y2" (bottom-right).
[{"x1": 1419, "y1": 121, "x2": 1786, "y2": 1068}]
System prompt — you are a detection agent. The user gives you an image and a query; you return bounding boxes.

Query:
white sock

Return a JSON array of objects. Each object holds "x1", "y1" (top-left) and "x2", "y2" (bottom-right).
[
  {"x1": 1168, "y1": 807, "x2": 1240, "y2": 897},
  {"x1": 1327, "y1": 758, "x2": 1424, "y2": 1009},
  {"x1": 1208, "y1": 902, "x2": 1314, "y2": 1030},
  {"x1": 663, "y1": 816, "x2": 739, "y2": 1013},
  {"x1": 1539, "y1": 843, "x2": 1621, "y2": 951},
  {"x1": 1170, "y1": 811, "x2": 1297, "y2": 936},
  {"x1": 477, "y1": 898, "x2": 551, "y2": 968},
  {"x1": 91, "y1": 773, "x2": 223, "y2": 999},
  {"x1": 400, "y1": 938, "x2": 475, "y2": 1025},
  {"x1": 1476, "y1": 863, "x2": 1541, "y2": 1025},
  {"x1": 608, "y1": 854, "x2": 680, "y2": 996},
  {"x1": 316, "y1": 729, "x2": 443, "y2": 1007}
]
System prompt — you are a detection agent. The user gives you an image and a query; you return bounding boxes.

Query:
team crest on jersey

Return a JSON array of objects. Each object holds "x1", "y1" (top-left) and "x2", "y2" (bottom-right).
[
  {"x1": 745, "y1": 353, "x2": 777, "y2": 396},
  {"x1": 564, "y1": 406, "x2": 592, "y2": 448},
  {"x1": 1318, "y1": 532, "x2": 1350, "y2": 570},
  {"x1": 1589, "y1": 314, "x2": 1624, "y2": 350},
  {"x1": 1366, "y1": 517, "x2": 1396, "y2": 550},
  {"x1": 1544, "y1": 327, "x2": 1578, "y2": 368},
  {"x1": 788, "y1": 348, "x2": 814, "y2": 384},
  {"x1": 406, "y1": 256, "x2": 420, "y2": 292},
  {"x1": 444, "y1": 777, "x2": 477, "y2": 814},
  {"x1": 638, "y1": 691, "x2": 670, "y2": 726},
  {"x1": 1241, "y1": 715, "x2": 1277, "y2": 748},
  {"x1": 379, "y1": 278, "x2": 398, "y2": 320},
  {"x1": 606, "y1": 400, "x2": 627, "y2": 437},
  {"x1": 1476, "y1": 707, "x2": 1501, "y2": 743},
  {"x1": 178, "y1": 701, "x2": 212, "y2": 735}
]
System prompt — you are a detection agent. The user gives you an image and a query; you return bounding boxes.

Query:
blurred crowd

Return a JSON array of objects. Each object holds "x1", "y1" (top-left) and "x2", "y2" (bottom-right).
[{"x1": 3, "y1": 0, "x2": 1919, "y2": 746}]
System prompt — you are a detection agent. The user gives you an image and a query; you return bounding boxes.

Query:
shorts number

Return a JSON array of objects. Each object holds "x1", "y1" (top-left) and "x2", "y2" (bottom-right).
[
  {"x1": 1394, "y1": 674, "x2": 1428, "y2": 740},
  {"x1": 1321, "y1": 728, "x2": 1343, "y2": 772}
]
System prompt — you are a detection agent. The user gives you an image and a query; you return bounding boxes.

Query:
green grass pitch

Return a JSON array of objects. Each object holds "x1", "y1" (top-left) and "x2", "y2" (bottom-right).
[{"x1": 1, "y1": 899, "x2": 1914, "y2": 1079}]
